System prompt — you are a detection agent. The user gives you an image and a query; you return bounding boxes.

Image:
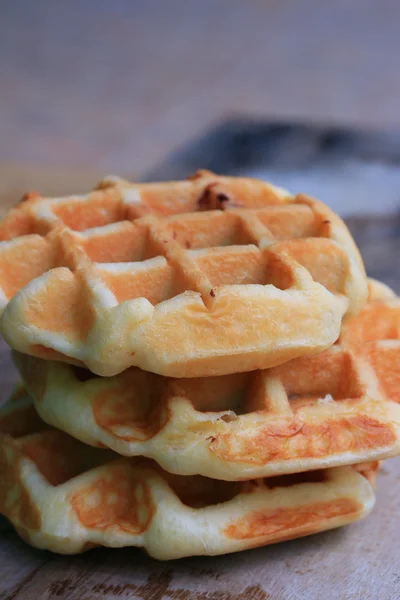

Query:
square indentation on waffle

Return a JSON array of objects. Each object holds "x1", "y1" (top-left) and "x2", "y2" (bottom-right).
[
  {"x1": 0, "y1": 171, "x2": 367, "y2": 377},
  {"x1": 0, "y1": 394, "x2": 375, "y2": 558},
  {"x1": 275, "y1": 347, "x2": 363, "y2": 411}
]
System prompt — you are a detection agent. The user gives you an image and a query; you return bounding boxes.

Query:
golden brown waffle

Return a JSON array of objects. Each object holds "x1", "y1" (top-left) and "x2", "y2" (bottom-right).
[
  {"x1": 0, "y1": 394, "x2": 376, "y2": 559},
  {"x1": 14, "y1": 280, "x2": 400, "y2": 480},
  {"x1": 0, "y1": 171, "x2": 366, "y2": 377}
]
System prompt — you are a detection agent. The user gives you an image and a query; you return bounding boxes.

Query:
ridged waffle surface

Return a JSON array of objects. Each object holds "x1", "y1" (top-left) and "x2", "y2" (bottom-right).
[
  {"x1": 0, "y1": 395, "x2": 376, "y2": 559},
  {"x1": 0, "y1": 171, "x2": 366, "y2": 377},
  {"x1": 14, "y1": 280, "x2": 400, "y2": 481}
]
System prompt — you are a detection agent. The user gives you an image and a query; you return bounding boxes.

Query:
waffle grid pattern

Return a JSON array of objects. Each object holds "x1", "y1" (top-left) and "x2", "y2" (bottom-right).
[
  {"x1": 14, "y1": 285, "x2": 400, "y2": 480},
  {"x1": 0, "y1": 171, "x2": 366, "y2": 377},
  {"x1": 0, "y1": 396, "x2": 376, "y2": 558}
]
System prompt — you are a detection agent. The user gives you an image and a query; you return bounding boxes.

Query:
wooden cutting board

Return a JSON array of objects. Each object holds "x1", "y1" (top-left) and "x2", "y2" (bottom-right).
[{"x1": 0, "y1": 213, "x2": 398, "y2": 600}]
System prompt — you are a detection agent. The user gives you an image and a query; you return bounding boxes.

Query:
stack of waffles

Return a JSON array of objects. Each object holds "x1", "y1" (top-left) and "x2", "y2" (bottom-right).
[{"x1": 0, "y1": 170, "x2": 399, "y2": 560}]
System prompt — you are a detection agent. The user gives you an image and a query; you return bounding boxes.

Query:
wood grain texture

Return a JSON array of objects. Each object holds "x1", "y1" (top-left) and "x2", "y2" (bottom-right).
[{"x1": 0, "y1": 214, "x2": 398, "y2": 599}]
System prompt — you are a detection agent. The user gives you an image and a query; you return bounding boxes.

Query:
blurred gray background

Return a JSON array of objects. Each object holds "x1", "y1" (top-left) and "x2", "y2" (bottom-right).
[{"x1": 1, "y1": 0, "x2": 400, "y2": 214}]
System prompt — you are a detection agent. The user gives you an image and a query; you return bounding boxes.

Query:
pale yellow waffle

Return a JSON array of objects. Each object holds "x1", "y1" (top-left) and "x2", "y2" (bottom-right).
[
  {"x1": 0, "y1": 171, "x2": 366, "y2": 377},
  {"x1": 0, "y1": 394, "x2": 376, "y2": 559},
  {"x1": 14, "y1": 280, "x2": 400, "y2": 481}
]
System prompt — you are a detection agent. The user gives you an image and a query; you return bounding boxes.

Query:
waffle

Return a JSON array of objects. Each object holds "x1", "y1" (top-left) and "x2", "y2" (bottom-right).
[
  {"x1": 13, "y1": 280, "x2": 400, "y2": 481},
  {"x1": 0, "y1": 171, "x2": 366, "y2": 377},
  {"x1": 0, "y1": 394, "x2": 376, "y2": 559}
]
